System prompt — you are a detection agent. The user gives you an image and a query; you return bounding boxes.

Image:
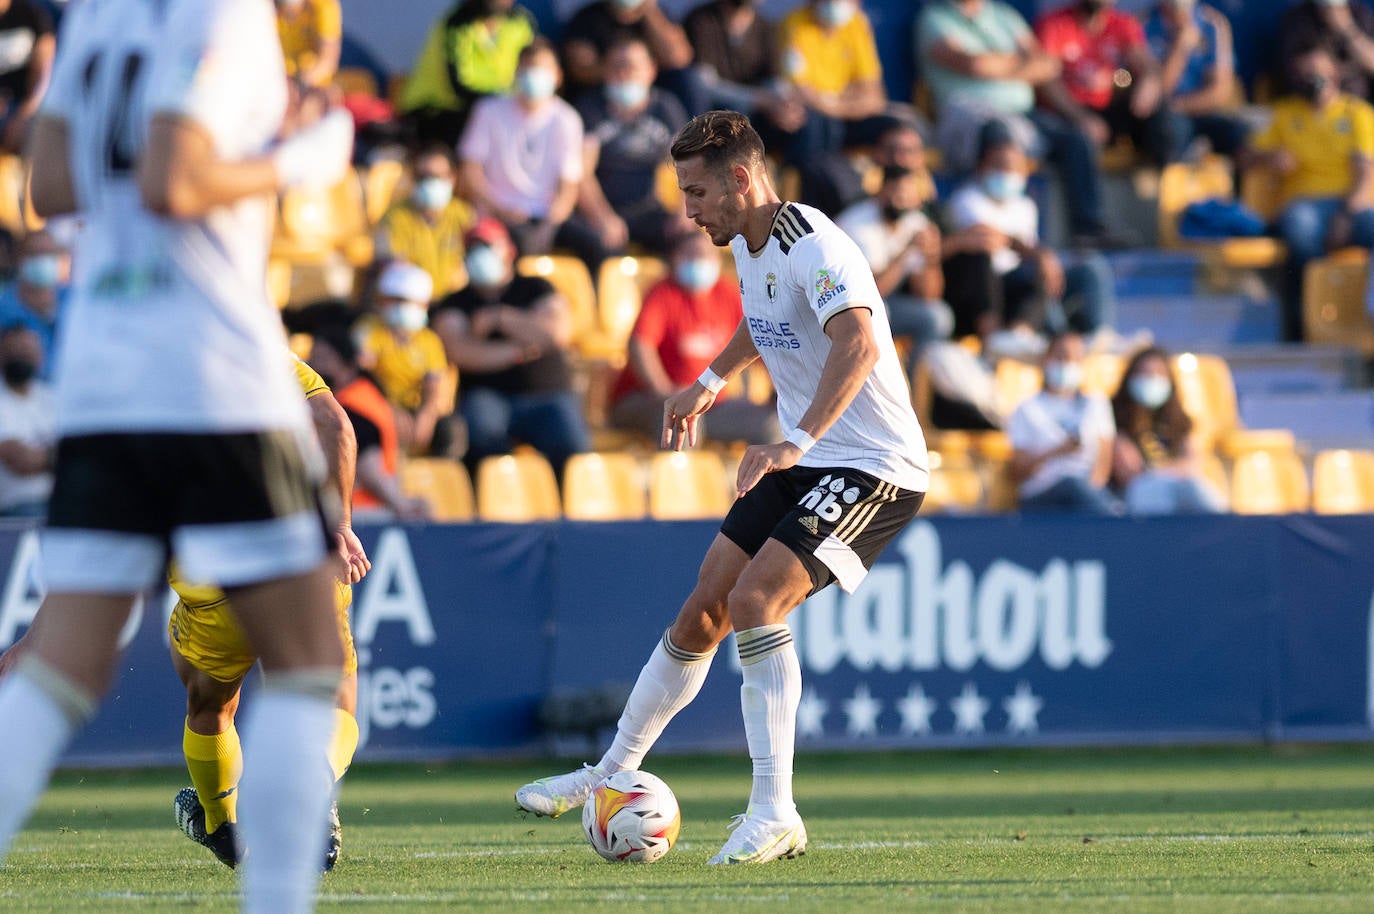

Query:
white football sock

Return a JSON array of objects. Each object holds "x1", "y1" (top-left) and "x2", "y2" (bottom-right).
[
  {"x1": 0, "y1": 660, "x2": 94, "y2": 861},
  {"x1": 599, "y1": 631, "x2": 715, "y2": 774},
  {"x1": 737, "y1": 624, "x2": 801, "y2": 820},
  {"x1": 238, "y1": 678, "x2": 338, "y2": 914}
]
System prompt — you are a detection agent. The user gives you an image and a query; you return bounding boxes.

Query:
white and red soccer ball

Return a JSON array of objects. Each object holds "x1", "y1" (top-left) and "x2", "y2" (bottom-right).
[{"x1": 581, "y1": 770, "x2": 681, "y2": 863}]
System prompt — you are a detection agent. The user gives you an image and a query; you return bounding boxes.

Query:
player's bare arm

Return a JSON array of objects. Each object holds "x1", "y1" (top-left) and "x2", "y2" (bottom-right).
[
  {"x1": 308, "y1": 390, "x2": 370, "y2": 584},
  {"x1": 27, "y1": 116, "x2": 76, "y2": 217},
  {"x1": 734, "y1": 307, "x2": 879, "y2": 496},
  {"x1": 662, "y1": 317, "x2": 760, "y2": 450}
]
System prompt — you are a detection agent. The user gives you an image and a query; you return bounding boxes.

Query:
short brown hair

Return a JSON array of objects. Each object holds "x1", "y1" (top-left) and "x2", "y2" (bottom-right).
[{"x1": 670, "y1": 110, "x2": 766, "y2": 176}]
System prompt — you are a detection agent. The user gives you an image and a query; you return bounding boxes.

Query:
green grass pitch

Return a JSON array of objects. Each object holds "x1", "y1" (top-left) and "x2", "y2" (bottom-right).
[{"x1": 3, "y1": 745, "x2": 1374, "y2": 912}]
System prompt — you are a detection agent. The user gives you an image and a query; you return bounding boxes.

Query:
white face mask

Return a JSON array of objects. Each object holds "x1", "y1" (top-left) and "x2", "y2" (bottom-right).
[
  {"x1": 385, "y1": 302, "x2": 429, "y2": 333},
  {"x1": 674, "y1": 257, "x2": 720, "y2": 292},
  {"x1": 465, "y1": 244, "x2": 507, "y2": 288},
  {"x1": 1044, "y1": 359, "x2": 1083, "y2": 393},
  {"x1": 816, "y1": 0, "x2": 857, "y2": 28},
  {"x1": 516, "y1": 66, "x2": 557, "y2": 101},
  {"x1": 1128, "y1": 374, "x2": 1172, "y2": 410}
]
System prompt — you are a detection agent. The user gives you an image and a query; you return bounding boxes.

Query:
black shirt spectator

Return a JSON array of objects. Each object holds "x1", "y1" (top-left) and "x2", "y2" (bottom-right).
[
  {"x1": 684, "y1": 0, "x2": 779, "y2": 88},
  {"x1": 560, "y1": 0, "x2": 698, "y2": 111},
  {"x1": 433, "y1": 275, "x2": 571, "y2": 394},
  {"x1": 0, "y1": 0, "x2": 52, "y2": 153}
]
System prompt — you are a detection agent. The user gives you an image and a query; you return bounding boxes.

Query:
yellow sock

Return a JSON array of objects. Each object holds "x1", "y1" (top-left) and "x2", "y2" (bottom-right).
[
  {"x1": 182, "y1": 720, "x2": 242, "y2": 833},
  {"x1": 327, "y1": 709, "x2": 359, "y2": 782}
]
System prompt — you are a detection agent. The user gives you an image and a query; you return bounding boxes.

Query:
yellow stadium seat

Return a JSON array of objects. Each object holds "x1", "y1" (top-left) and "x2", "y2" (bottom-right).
[
  {"x1": 563, "y1": 452, "x2": 647, "y2": 520},
  {"x1": 273, "y1": 170, "x2": 371, "y2": 266},
  {"x1": 401, "y1": 457, "x2": 475, "y2": 522},
  {"x1": 267, "y1": 257, "x2": 293, "y2": 309},
  {"x1": 648, "y1": 450, "x2": 732, "y2": 519},
  {"x1": 476, "y1": 452, "x2": 561, "y2": 521},
  {"x1": 654, "y1": 160, "x2": 682, "y2": 213},
  {"x1": 1157, "y1": 158, "x2": 1232, "y2": 249},
  {"x1": 1312, "y1": 448, "x2": 1374, "y2": 514},
  {"x1": 1230, "y1": 449, "x2": 1310, "y2": 515},
  {"x1": 596, "y1": 256, "x2": 668, "y2": 354},
  {"x1": 923, "y1": 463, "x2": 984, "y2": 514},
  {"x1": 1171, "y1": 352, "x2": 1296, "y2": 458},
  {"x1": 362, "y1": 158, "x2": 407, "y2": 226},
  {"x1": 994, "y1": 359, "x2": 1042, "y2": 419},
  {"x1": 1303, "y1": 249, "x2": 1374, "y2": 356},
  {"x1": 1201, "y1": 452, "x2": 1230, "y2": 504},
  {"x1": 517, "y1": 254, "x2": 598, "y2": 350},
  {"x1": 0, "y1": 154, "x2": 24, "y2": 235},
  {"x1": 1081, "y1": 352, "x2": 1125, "y2": 398},
  {"x1": 1240, "y1": 162, "x2": 1284, "y2": 224},
  {"x1": 333, "y1": 67, "x2": 380, "y2": 98},
  {"x1": 288, "y1": 332, "x2": 313, "y2": 361}
]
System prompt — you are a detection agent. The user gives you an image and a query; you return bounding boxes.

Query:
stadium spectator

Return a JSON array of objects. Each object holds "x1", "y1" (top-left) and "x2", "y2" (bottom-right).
[
  {"x1": 1036, "y1": 0, "x2": 1180, "y2": 168},
  {"x1": 400, "y1": 0, "x2": 536, "y2": 148},
  {"x1": 941, "y1": 126, "x2": 1117, "y2": 352},
  {"x1": 575, "y1": 37, "x2": 692, "y2": 256},
  {"x1": 1143, "y1": 0, "x2": 1249, "y2": 159},
  {"x1": 777, "y1": 0, "x2": 893, "y2": 161},
  {"x1": 683, "y1": 0, "x2": 806, "y2": 139},
  {"x1": 1279, "y1": 0, "x2": 1374, "y2": 100},
  {"x1": 276, "y1": 0, "x2": 341, "y2": 89},
  {"x1": 1244, "y1": 40, "x2": 1374, "y2": 340},
  {"x1": 355, "y1": 261, "x2": 453, "y2": 456},
  {"x1": 0, "y1": 324, "x2": 51, "y2": 518},
  {"x1": 798, "y1": 110, "x2": 930, "y2": 225},
  {"x1": 1009, "y1": 331, "x2": 1119, "y2": 514},
  {"x1": 560, "y1": 0, "x2": 699, "y2": 113},
  {"x1": 308, "y1": 325, "x2": 430, "y2": 522},
  {"x1": 609, "y1": 230, "x2": 780, "y2": 444},
  {"x1": 374, "y1": 145, "x2": 475, "y2": 297},
  {"x1": 430, "y1": 217, "x2": 590, "y2": 477},
  {"x1": 917, "y1": 0, "x2": 1114, "y2": 243},
  {"x1": 1110, "y1": 345, "x2": 1226, "y2": 515},
  {"x1": 0, "y1": 0, "x2": 52, "y2": 153},
  {"x1": 0, "y1": 229, "x2": 67, "y2": 374},
  {"x1": 836, "y1": 165, "x2": 952, "y2": 358},
  {"x1": 458, "y1": 39, "x2": 612, "y2": 275}
]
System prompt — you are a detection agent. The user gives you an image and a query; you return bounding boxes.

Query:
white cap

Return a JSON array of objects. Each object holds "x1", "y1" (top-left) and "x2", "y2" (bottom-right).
[{"x1": 377, "y1": 261, "x2": 434, "y2": 304}]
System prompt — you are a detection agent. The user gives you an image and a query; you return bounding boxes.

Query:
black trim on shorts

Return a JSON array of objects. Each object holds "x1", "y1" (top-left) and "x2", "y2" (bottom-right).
[
  {"x1": 48, "y1": 430, "x2": 331, "y2": 537},
  {"x1": 720, "y1": 465, "x2": 924, "y2": 594}
]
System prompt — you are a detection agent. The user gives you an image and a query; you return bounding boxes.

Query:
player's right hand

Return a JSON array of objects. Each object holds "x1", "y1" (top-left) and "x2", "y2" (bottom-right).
[
  {"x1": 662, "y1": 383, "x2": 717, "y2": 450},
  {"x1": 335, "y1": 524, "x2": 371, "y2": 584}
]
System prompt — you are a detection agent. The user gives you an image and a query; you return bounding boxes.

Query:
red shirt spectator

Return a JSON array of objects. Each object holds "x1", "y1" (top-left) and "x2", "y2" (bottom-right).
[
  {"x1": 1037, "y1": 5, "x2": 1147, "y2": 111},
  {"x1": 611, "y1": 274, "x2": 741, "y2": 403}
]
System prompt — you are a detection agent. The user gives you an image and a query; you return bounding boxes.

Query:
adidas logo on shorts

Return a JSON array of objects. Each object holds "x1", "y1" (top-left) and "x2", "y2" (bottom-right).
[{"x1": 798, "y1": 515, "x2": 820, "y2": 534}]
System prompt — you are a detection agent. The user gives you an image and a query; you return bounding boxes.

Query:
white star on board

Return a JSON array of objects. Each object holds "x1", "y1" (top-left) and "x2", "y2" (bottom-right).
[
  {"x1": 951, "y1": 682, "x2": 990, "y2": 735},
  {"x1": 796, "y1": 688, "x2": 828, "y2": 738},
  {"x1": 843, "y1": 684, "x2": 882, "y2": 737},
  {"x1": 1003, "y1": 682, "x2": 1044, "y2": 734},
  {"x1": 897, "y1": 683, "x2": 938, "y2": 735}
]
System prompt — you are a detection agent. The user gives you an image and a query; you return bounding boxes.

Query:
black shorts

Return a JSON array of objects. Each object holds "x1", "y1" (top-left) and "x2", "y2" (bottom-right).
[
  {"x1": 720, "y1": 465, "x2": 924, "y2": 594},
  {"x1": 44, "y1": 430, "x2": 332, "y2": 593}
]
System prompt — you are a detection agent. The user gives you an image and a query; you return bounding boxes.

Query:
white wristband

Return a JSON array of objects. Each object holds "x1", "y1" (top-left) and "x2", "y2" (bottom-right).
[
  {"x1": 785, "y1": 427, "x2": 816, "y2": 454},
  {"x1": 697, "y1": 367, "x2": 727, "y2": 394}
]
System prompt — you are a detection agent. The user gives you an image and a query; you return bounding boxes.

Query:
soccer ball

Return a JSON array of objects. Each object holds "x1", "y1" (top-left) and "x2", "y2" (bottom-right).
[{"x1": 581, "y1": 769, "x2": 681, "y2": 863}]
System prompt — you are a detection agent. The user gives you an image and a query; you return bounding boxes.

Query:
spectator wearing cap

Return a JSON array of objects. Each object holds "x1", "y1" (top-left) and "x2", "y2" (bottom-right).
[
  {"x1": 308, "y1": 325, "x2": 431, "y2": 522},
  {"x1": 375, "y1": 145, "x2": 476, "y2": 298},
  {"x1": 942, "y1": 124, "x2": 1116, "y2": 353},
  {"x1": 836, "y1": 164, "x2": 952, "y2": 361},
  {"x1": 355, "y1": 261, "x2": 453, "y2": 456},
  {"x1": 574, "y1": 37, "x2": 693, "y2": 257},
  {"x1": 430, "y1": 217, "x2": 590, "y2": 478},
  {"x1": 609, "y1": 230, "x2": 780, "y2": 444},
  {"x1": 458, "y1": 38, "x2": 615, "y2": 277}
]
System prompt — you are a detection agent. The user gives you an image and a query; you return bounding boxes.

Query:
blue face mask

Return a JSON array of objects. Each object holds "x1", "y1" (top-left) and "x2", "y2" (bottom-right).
[
  {"x1": 19, "y1": 255, "x2": 60, "y2": 289},
  {"x1": 413, "y1": 176, "x2": 453, "y2": 212},
  {"x1": 982, "y1": 170, "x2": 1026, "y2": 201},
  {"x1": 1044, "y1": 359, "x2": 1082, "y2": 393},
  {"x1": 605, "y1": 80, "x2": 650, "y2": 110},
  {"x1": 1129, "y1": 374, "x2": 1172, "y2": 410},
  {"x1": 516, "y1": 67, "x2": 558, "y2": 101},
  {"x1": 674, "y1": 258, "x2": 720, "y2": 292},
  {"x1": 465, "y1": 244, "x2": 507, "y2": 288}
]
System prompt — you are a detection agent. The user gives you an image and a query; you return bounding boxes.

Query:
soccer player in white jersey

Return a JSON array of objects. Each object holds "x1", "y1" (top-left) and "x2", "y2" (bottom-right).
[
  {"x1": 517, "y1": 110, "x2": 929, "y2": 865},
  {"x1": 0, "y1": 0, "x2": 356, "y2": 911}
]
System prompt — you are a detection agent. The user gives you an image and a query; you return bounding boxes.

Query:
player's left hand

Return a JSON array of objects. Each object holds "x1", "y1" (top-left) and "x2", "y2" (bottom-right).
[
  {"x1": 336, "y1": 525, "x2": 371, "y2": 584},
  {"x1": 735, "y1": 441, "x2": 803, "y2": 497}
]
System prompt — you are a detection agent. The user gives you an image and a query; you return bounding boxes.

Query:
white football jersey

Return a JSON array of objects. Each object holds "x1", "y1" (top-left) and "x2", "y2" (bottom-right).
[
  {"x1": 731, "y1": 202, "x2": 929, "y2": 491},
  {"x1": 38, "y1": 0, "x2": 304, "y2": 436}
]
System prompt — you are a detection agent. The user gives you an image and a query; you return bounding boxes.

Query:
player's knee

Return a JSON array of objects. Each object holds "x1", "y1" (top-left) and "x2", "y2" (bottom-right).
[
  {"x1": 185, "y1": 676, "x2": 239, "y2": 731},
  {"x1": 726, "y1": 583, "x2": 774, "y2": 631}
]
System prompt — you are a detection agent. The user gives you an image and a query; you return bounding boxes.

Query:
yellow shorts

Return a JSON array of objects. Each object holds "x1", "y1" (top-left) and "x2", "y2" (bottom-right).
[{"x1": 168, "y1": 579, "x2": 358, "y2": 683}]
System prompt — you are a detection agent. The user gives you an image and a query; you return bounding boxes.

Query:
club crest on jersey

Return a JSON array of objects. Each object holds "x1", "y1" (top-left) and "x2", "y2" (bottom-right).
[
  {"x1": 815, "y1": 269, "x2": 846, "y2": 307},
  {"x1": 765, "y1": 272, "x2": 777, "y2": 302}
]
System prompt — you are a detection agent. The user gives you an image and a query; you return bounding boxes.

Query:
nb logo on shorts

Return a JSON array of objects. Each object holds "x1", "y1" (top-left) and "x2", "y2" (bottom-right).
[{"x1": 798, "y1": 474, "x2": 860, "y2": 522}]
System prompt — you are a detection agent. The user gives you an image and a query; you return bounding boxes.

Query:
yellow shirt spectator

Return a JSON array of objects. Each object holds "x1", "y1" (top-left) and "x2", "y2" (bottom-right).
[
  {"x1": 376, "y1": 199, "x2": 475, "y2": 297},
  {"x1": 356, "y1": 318, "x2": 448, "y2": 412},
  {"x1": 779, "y1": 4, "x2": 883, "y2": 97},
  {"x1": 1252, "y1": 94, "x2": 1374, "y2": 203},
  {"x1": 278, "y1": 0, "x2": 343, "y2": 88}
]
